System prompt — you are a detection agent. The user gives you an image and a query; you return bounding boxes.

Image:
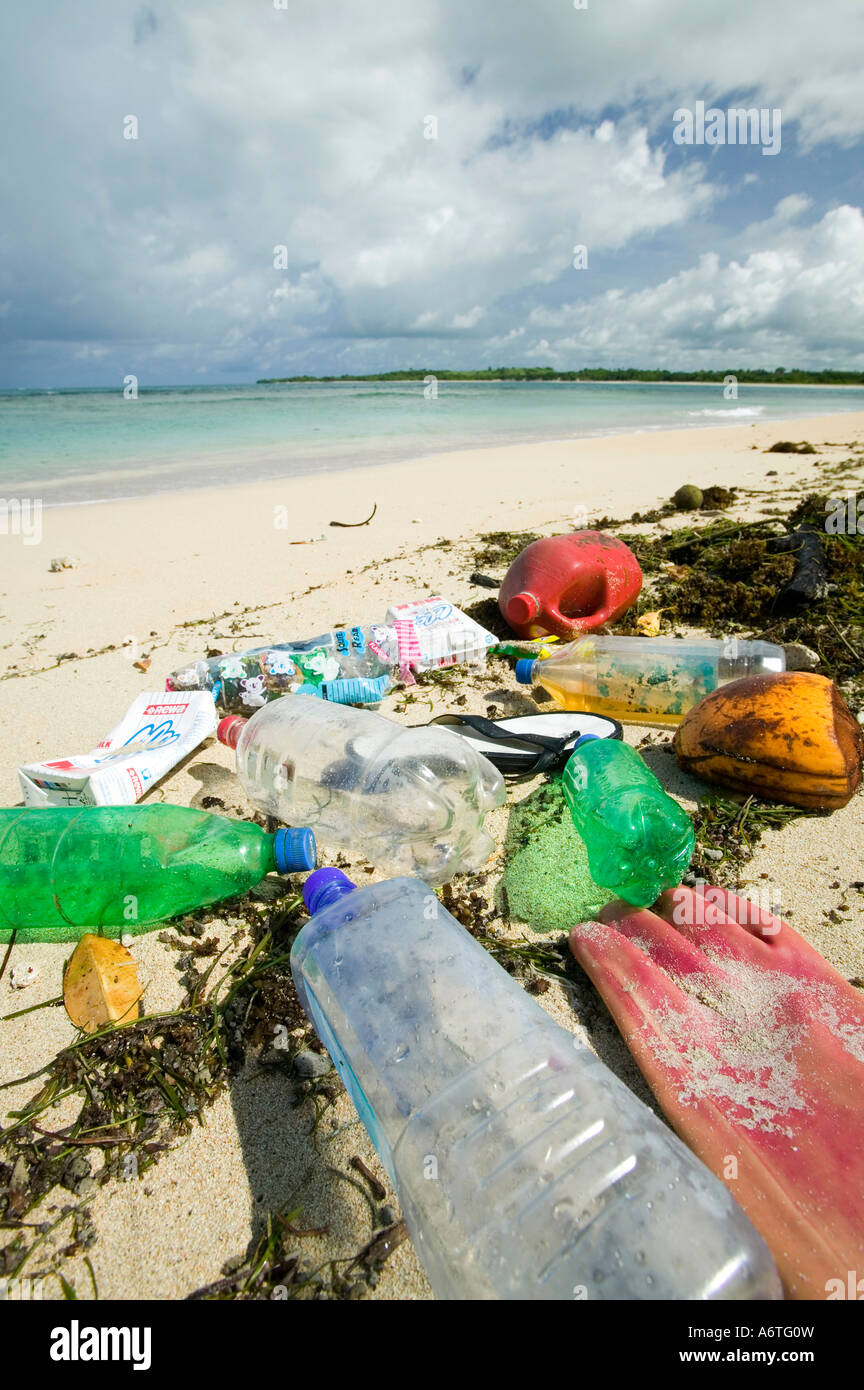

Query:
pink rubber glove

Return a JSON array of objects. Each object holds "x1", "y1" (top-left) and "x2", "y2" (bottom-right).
[{"x1": 570, "y1": 884, "x2": 864, "y2": 1300}]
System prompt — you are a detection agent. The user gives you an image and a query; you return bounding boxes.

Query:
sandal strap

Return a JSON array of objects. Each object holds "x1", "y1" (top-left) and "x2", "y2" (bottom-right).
[{"x1": 431, "y1": 714, "x2": 581, "y2": 777}]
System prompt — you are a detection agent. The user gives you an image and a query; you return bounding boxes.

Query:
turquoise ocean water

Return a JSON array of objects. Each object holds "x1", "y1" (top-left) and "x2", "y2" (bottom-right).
[{"x1": 1, "y1": 380, "x2": 862, "y2": 507}]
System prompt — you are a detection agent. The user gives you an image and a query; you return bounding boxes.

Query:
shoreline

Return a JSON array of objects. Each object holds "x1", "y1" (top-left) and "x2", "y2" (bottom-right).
[
  {"x1": 4, "y1": 390, "x2": 864, "y2": 511},
  {"x1": 7, "y1": 398, "x2": 864, "y2": 513},
  {"x1": 1, "y1": 411, "x2": 862, "y2": 741},
  {"x1": 6, "y1": 379, "x2": 864, "y2": 394},
  {"x1": 1, "y1": 409, "x2": 862, "y2": 809}
]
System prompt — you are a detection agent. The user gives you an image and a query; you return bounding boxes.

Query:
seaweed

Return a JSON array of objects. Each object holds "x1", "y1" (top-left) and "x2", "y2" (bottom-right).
[
  {"x1": 610, "y1": 494, "x2": 864, "y2": 710},
  {"x1": 471, "y1": 529, "x2": 545, "y2": 570},
  {"x1": 439, "y1": 877, "x2": 577, "y2": 986},
  {"x1": 699, "y1": 485, "x2": 737, "y2": 509},
  {"x1": 0, "y1": 892, "x2": 317, "y2": 1285},
  {"x1": 187, "y1": 1205, "x2": 333, "y2": 1301},
  {"x1": 690, "y1": 795, "x2": 825, "y2": 882},
  {"x1": 461, "y1": 595, "x2": 512, "y2": 640}
]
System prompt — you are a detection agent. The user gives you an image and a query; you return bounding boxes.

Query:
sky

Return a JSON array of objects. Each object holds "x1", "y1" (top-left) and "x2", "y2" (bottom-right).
[{"x1": 1, "y1": 0, "x2": 863, "y2": 387}]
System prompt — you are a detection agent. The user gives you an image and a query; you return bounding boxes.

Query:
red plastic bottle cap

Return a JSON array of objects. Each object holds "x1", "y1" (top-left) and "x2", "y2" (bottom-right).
[
  {"x1": 506, "y1": 592, "x2": 540, "y2": 626},
  {"x1": 217, "y1": 715, "x2": 246, "y2": 749}
]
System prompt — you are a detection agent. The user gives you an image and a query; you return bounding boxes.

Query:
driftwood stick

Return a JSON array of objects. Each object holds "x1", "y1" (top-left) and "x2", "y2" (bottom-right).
[
  {"x1": 769, "y1": 525, "x2": 828, "y2": 613},
  {"x1": 329, "y1": 503, "x2": 377, "y2": 528}
]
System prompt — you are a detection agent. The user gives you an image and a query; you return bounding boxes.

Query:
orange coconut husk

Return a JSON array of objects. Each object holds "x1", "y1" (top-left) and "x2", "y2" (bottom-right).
[{"x1": 674, "y1": 671, "x2": 863, "y2": 810}]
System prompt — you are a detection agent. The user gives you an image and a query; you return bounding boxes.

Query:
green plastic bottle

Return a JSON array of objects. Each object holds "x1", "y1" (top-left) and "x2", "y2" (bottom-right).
[
  {"x1": 561, "y1": 735, "x2": 694, "y2": 907},
  {"x1": 0, "y1": 806, "x2": 316, "y2": 942}
]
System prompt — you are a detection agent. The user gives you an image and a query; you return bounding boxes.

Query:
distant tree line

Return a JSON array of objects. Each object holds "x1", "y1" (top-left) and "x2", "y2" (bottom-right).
[{"x1": 257, "y1": 366, "x2": 864, "y2": 385}]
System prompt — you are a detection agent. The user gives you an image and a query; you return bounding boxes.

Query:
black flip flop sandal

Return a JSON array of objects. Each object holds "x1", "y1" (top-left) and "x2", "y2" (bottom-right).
[{"x1": 425, "y1": 710, "x2": 622, "y2": 778}]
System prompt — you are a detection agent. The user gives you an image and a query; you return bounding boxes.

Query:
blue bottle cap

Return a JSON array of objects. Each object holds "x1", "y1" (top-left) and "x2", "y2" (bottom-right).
[
  {"x1": 303, "y1": 867, "x2": 357, "y2": 915},
  {"x1": 273, "y1": 827, "x2": 317, "y2": 874},
  {"x1": 573, "y1": 734, "x2": 601, "y2": 749},
  {"x1": 515, "y1": 658, "x2": 536, "y2": 684}
]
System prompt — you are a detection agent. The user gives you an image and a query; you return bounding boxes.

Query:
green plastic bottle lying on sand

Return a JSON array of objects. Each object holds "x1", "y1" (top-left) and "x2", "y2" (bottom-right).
[
  {"x1": 562, "y1": 736, "x2": 694, "y2": 907},
  {"x1": 0, "y1": 806, "x2": 316, "y2": 942}
]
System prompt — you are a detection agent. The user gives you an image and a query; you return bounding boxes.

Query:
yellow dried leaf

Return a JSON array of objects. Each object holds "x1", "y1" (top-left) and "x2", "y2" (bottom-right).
[
  {"x1": 635, "y1": 610, "x2": 663, "y2": 637},
  {"x1": 63, "y1": 934, "x2": 143, "y2": 1034}
]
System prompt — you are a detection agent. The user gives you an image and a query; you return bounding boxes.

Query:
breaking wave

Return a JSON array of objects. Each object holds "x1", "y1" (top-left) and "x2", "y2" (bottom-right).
[{"x1": 687, "y1": 407, "x2": 765, "y2": 418}]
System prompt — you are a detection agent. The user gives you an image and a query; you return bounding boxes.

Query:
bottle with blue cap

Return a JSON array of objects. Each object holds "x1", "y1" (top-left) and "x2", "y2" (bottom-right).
[
  {"x1": 0, "y1": 805, "x2": 316, "y2": 942},
  {"x1": 562, "y1": 734, "x2": 694, "y2": 907},
  {"x1": 218, "y1": 694, "x2": 505, "y2": 886},
  {"x1": 288, "y1": 866, "x2": 782, "y2": 1301},
  {"x1": 515, "y1": 635, "x2": 786, "y2": 725}
]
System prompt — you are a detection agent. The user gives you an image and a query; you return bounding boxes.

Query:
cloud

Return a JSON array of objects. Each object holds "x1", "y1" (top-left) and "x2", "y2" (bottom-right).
[
  {"x1": 0, "y1": 0, "x2": 862, "y2": 383},
  {"x1": 133, "y1": 7, "x2": 158, "y2": 45},
  {"x1": 441, "y1": 0, "x2": 864, "y2": 150},
  {"x1": 525, "y1": 204, "x2": 864, "y2": 367}
]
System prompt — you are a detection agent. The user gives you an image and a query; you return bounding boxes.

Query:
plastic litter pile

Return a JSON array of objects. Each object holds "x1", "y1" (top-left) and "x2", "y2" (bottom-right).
[
  {"x1": 166, "y1": 596, "x2": 497, "y2": 712},
  {"x1": 3, "y1": 531, "x2": 863, "y2": 1303}
]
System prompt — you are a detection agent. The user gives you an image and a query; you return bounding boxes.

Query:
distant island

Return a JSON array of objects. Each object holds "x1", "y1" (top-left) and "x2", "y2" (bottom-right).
[{"x1": 257, "y1": 367, "x2": 864, "y2": 385}]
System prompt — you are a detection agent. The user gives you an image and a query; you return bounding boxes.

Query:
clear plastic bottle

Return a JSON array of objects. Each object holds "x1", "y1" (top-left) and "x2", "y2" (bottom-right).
[
  {"x1": 562, "y1": 736, "x2": 694, "y2": 906},
  {"x1": 329, "y1": 624, "x2": 391, "y2": 679},
  {"x1": 291, "y1": 871, "x2": 783, "y2": 1301},
  {"x1": 516, "y1": 636, "x2": 786, "y2": 725},
  {"x1": 218, "y1": 694, "x2": 505, "y2": 885},
  {"x1": 167, "y1": 600, "x2": 497, "y2": 712}
]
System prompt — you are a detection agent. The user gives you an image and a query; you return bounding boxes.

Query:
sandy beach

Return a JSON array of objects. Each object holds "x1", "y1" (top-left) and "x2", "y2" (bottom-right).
[{"x1": 2, "y1": 410, "x2": 863, "y2": 1301}]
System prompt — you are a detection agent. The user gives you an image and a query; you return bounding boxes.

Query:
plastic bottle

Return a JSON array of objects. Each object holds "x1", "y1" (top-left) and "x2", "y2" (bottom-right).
[
  {"x1": 0, "y1": 806, "x2": 316, "y2": 943},
  {"x1": 218, "y1": 693, "x2": 505, "y2": 886},
  {"x1": 516, "y1": 634, "x2": 786, "y2": 725},
  {"x1": 562, "y1": 736, "x2": 694, "y2": 906},
  {"x1": 290, "y1": 870, "x2": 782, "y2": 1301},
  {"x1": 166, "y1": 598, "x2": 497, "y2": 712},
  {"x1": 165, "y1": 630, "x2": 391, "y2": 712},
  {"x1": 499, "y1": 531, "x2": 643, "y2": 639},
  {"x1": 329, "y1": 625, "x2": 390, "y2": 679}
]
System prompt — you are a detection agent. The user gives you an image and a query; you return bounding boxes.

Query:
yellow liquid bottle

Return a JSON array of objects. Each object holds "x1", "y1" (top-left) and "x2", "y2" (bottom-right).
[{"x1": 515, "y1": 636, "x2": 785, "y2": 726}]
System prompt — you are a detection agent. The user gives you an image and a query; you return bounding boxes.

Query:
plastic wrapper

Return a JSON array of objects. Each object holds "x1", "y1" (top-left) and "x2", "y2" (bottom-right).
[{"x1": 18, "y1": 692, "x2": 217, "y2": 807}]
